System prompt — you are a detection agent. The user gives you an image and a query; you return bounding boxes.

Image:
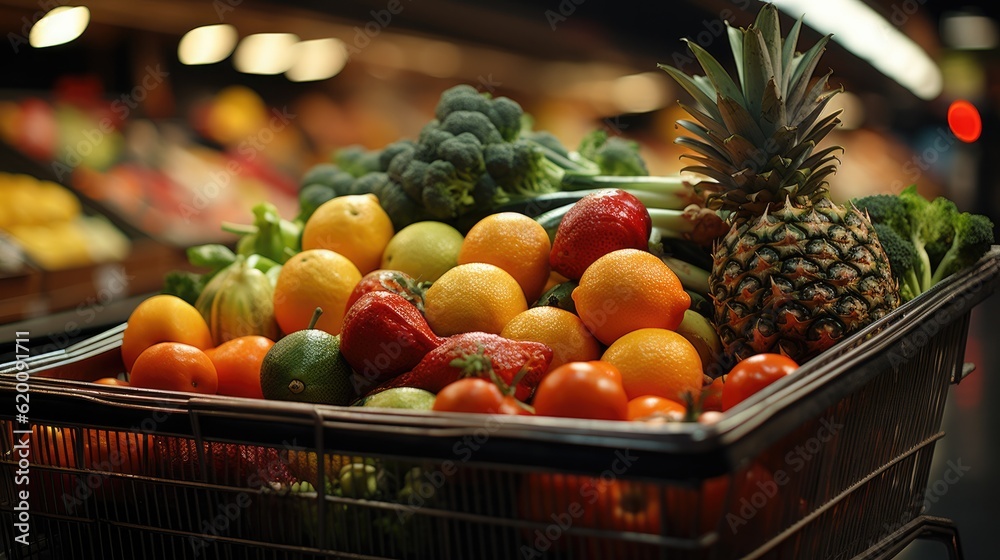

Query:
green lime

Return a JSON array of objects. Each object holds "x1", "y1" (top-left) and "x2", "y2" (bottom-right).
[
  {"x1": 260, "y1": 326, "x2": 356, "y2": 405},
  {"x1": 381, "y1": 221, "x2": 464, "y2": 283},
  {"x1": 359, "y1": 388, "x2": 436, "y2": 410}
]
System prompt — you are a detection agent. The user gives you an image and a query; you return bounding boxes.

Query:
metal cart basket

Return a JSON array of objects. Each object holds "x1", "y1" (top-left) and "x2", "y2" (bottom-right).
[{"x1": 2, "y1": 248, "x2": 998, "y2": 560}]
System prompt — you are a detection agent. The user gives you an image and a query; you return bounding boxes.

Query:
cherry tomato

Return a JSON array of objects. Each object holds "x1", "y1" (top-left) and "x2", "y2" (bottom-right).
[
  {"x1": 432, "y1": 378, "x2": 528, "y2": 415},
  {"x1": 721, "y1": 354, "x2": 799, "y2": 411},
  {"x1": 626, "y1": 395, "x2": 685, "y2": 421},
  {"x1": 533, "y1": 361, "x2": 629, "y2": 421}
]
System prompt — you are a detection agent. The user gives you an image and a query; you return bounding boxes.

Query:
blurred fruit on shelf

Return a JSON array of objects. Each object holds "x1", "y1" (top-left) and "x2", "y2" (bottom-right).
[{"x1": 0, "y1": 173, "x2": 130, "y2": 269}]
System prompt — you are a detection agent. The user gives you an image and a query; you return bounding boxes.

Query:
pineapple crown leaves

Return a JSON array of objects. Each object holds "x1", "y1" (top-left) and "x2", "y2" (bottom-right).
[{"x1": 659, "y1": 3, "x2": 845, "y2": 218}]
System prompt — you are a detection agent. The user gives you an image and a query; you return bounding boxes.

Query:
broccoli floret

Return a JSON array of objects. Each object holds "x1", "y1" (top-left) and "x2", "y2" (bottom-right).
[
  {"x1": 349, "y1": 171, "x2": 391, "y2": 195},
  {"x1": 931, "y1": 212, "x2": 994, "y2": 285},
  {"x1": 436, "y1": 133, "x2": 485, "y2": 182},
  {"x1": 577, "y1": 129, "x2": 649, "y2": 176},
  {"x1": 370, "y1": 174, "x2": 434, "y2": 230},
  {"x1": 435, "y1": 84, "x2": 523, "y2": 142},
  {"x1": 421, "y1": 160, "x2": 477, "y2": 220},
  {"x1": 334, "y1": 145, "x2": 383, "y2": 178},
  {"x1": 378, "y1": 140, "x2": 416, "y2": 172},
  {"x1": 439, "y1": 111, "x2": 504, "y2": 145},
  {"x1": 871, "y1": 222, "x2": 921, "y2": 301},
  {"x1": 297, "y1": 164, "x2": 356, "y2": 221},
  {"x1": 484, "y1": 140, "x2": 563, "y2": 198}
]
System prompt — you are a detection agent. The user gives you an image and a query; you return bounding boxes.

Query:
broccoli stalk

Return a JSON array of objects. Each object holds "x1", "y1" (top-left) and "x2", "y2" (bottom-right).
[
  {"x1": 930, "y1": 212, "x2": 994, "y2": 285},
  {"x1": 649, "y1": 206, "x2": 730, "y2": 248}
]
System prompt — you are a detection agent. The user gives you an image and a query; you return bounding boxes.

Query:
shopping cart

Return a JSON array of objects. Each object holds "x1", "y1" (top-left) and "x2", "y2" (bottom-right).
[{"x1": 2, "y1": 247, "x2": 998, "y2": 560}]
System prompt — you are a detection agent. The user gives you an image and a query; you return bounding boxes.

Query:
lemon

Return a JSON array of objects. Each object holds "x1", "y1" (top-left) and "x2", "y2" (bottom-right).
[{"x1": 381, "y1": 221, "x2": 464, "y2": 283}]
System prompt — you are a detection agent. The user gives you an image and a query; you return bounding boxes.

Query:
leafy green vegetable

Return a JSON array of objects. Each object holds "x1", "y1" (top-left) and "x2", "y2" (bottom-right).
[{"x1": 225, "y1": 202, "x2": 301, "y2": 264}]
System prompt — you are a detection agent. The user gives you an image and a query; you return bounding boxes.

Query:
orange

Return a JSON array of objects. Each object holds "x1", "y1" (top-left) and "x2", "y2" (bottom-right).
[
  {"x1": 601, "y1": 328, "x2": 703, "y2": 402},
  {"x1": 129, "y1": 342, "x2": 219, "y2": 394},
  {"x1": 121, "y1": 294, "x2": 214, "y2": 372},
  {"x1": 209, "y1": 335, "x2": 275, "y2": 399},
  {"x1": 273, "y1": 249, "x2": 362, "y2": 335},
  {"x1": 458, "y1": 212, "x2": 551, "y2": 302},
  {"x1": 301, "y1": 193, "x2": 394, "y2": 274},
  {"x1": 423, "y1": 263, "x2": 527, "y2": 336},
  {"x1": 572, "y1": 249, "x2": 690, "y2": 345},
  {"x1": 500, "y1": 306, "x2": 600, "y2": 371}
]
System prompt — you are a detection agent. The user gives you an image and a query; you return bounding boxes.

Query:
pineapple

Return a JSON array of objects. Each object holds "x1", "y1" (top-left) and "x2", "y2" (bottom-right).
[{"x1": 660, "y1": 4, "x2": 899, "y2": 364}]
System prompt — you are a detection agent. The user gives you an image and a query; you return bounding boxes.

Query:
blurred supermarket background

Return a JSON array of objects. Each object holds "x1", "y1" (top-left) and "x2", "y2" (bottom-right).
[{"x1": 0, "y1": 0, "x2": 997, "y2": 558}]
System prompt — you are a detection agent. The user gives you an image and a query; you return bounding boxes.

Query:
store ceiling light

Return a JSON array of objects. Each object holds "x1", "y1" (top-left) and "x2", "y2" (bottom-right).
[
  {"x1": 29, "y1": 6, "x2": 90, "y2": 48},
  {"x1": 286, "y1": 38, "x2": 348, "y2": 82},
  {"x1": 233, "y1": 33, "x2": 299, "y2": 75},
  {"x1": 178, "y1": 24, "x2": 238, "y2": 65},
  {"x1": 771, "y1": 0, "x2": 942, "y2": 100},
  {"x1": 942, "y1": 13, "x2": 999, "y2": 50}
]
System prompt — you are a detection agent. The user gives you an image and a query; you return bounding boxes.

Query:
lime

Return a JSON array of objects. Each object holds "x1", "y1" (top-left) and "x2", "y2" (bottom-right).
[
  {"x1": 360, "y1": 388, "x2": 436, "y2": 410},
  {"x1": 260, "y1": 313, "x2": 356, "y2": 405},
  {"x1": 381, "y1": 221, "x2": 464, "y2": 283}
]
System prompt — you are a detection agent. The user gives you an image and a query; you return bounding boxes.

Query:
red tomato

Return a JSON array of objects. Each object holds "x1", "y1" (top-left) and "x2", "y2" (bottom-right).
[
  {"x1": 533, "y1": 362, "x2": 629, "y2": 421},
  {"x1": 721, "y1": 354, "x2": 798, "y2": 411},
  {"x1": 432, "y1": 378, "x2": 528, "y2": 415},
  {"x1": 627, "y1": 395, "x2": 685, "y2": 421},
  {"x1": 701, "y1": 376, "x2": 725, "y2": 412}
]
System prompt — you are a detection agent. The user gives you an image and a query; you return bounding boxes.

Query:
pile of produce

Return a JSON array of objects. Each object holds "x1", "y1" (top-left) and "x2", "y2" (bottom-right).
[
  {"x1": 112, "y1": 4, "x2": 993, "y2": 422},
  {"x1": 76, "y1": 9, "x2": 995, "y2": 546}
]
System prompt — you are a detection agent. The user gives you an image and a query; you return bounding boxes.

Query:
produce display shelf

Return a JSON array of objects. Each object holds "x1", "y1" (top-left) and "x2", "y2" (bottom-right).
[{"x1": 1, "y1": 247, "x2": 998, "y2": 560}]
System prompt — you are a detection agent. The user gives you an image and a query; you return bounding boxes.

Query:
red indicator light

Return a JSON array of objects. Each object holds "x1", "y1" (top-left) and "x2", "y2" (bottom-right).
[{"x1": 948, "y1": 100, "x2": 982, "y2": 143}]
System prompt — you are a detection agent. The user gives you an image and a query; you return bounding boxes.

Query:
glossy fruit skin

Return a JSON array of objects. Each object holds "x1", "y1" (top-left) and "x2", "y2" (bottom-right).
[
  {"x1": 572, "y1": 249, "x2": 690, "y2": 345},
  {"x1": 301, "y1": 193, "x2": 395, "y2": 274},
  {"x1": 500, "y1": 306, "x2": 601, "y2": 372},
  {"x1": 432, "y1": 378, "x2": 528, "y2": 415},
  {"x1": 209, "y1": 335, "x2": 275, "y2": 399},
  {"x1": 458, "y1": 212, "x2": 552, "y2": 303},
  {"x1": 532, "y1": 361, "x2": 629, "y2": 421},
  {"x1": 259, "y1": 328, "x2": 356, "y2": 405},
  {"x1": 273, "y1": 249, "x2": 362, "y2": 336},
  {"x1": 601, "y1": 328, "x2": 703, "y2": 403},
  {"x1": 371, "y1": 332, "x2": 552, "y2": 401},
  {"x1": 423, "y1": 263, "x2": 527, "y2": 336},
  {"x1": 702, "y1": 376, "x2": 725, "y2": 412},
  {"x1": 345, "y1": 269, "x2": 426, "y2": 313},
  {"x1": 129, "y1": 342, "x2": 218, "y2": 395},
  {"x1": 549, "y1": 189, "x2": 652, "y2": 281},
  {"x1": 721, "y1": 353, "x2": 799, "y2": 411},
  {"x1": 120, "y1": 294, "x2": 213, "y2": 372},
  {"x1": 340, "y1": 291, "x2": 444, "y2": 387},
  {"x1": 626, "y1": 395, "x2": 686, "y2": 421}
]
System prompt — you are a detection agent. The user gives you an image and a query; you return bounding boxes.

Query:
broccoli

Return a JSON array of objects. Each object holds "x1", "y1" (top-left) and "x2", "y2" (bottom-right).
[
  {"x1": 931, "y1": 212, "x2": 994, "y2": 284},
  {"x1": 871, "y1": 223, "x2": 920, "y2": 301},
  {"x1": 334, "y1": 145, "x2": 383, "y2": 178},
  {"x1": 853, "y1": 185, "x2": 994, "y2": 301},
  {"x1": 484, "y1": 140, "x2": 563, "y2": 199},
  {"x1": 316, "y1": 84, "x2": 710, "y2": 230},
  {"x1": 577, "y1": 129, "x2": 649, "y2": 176}
]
